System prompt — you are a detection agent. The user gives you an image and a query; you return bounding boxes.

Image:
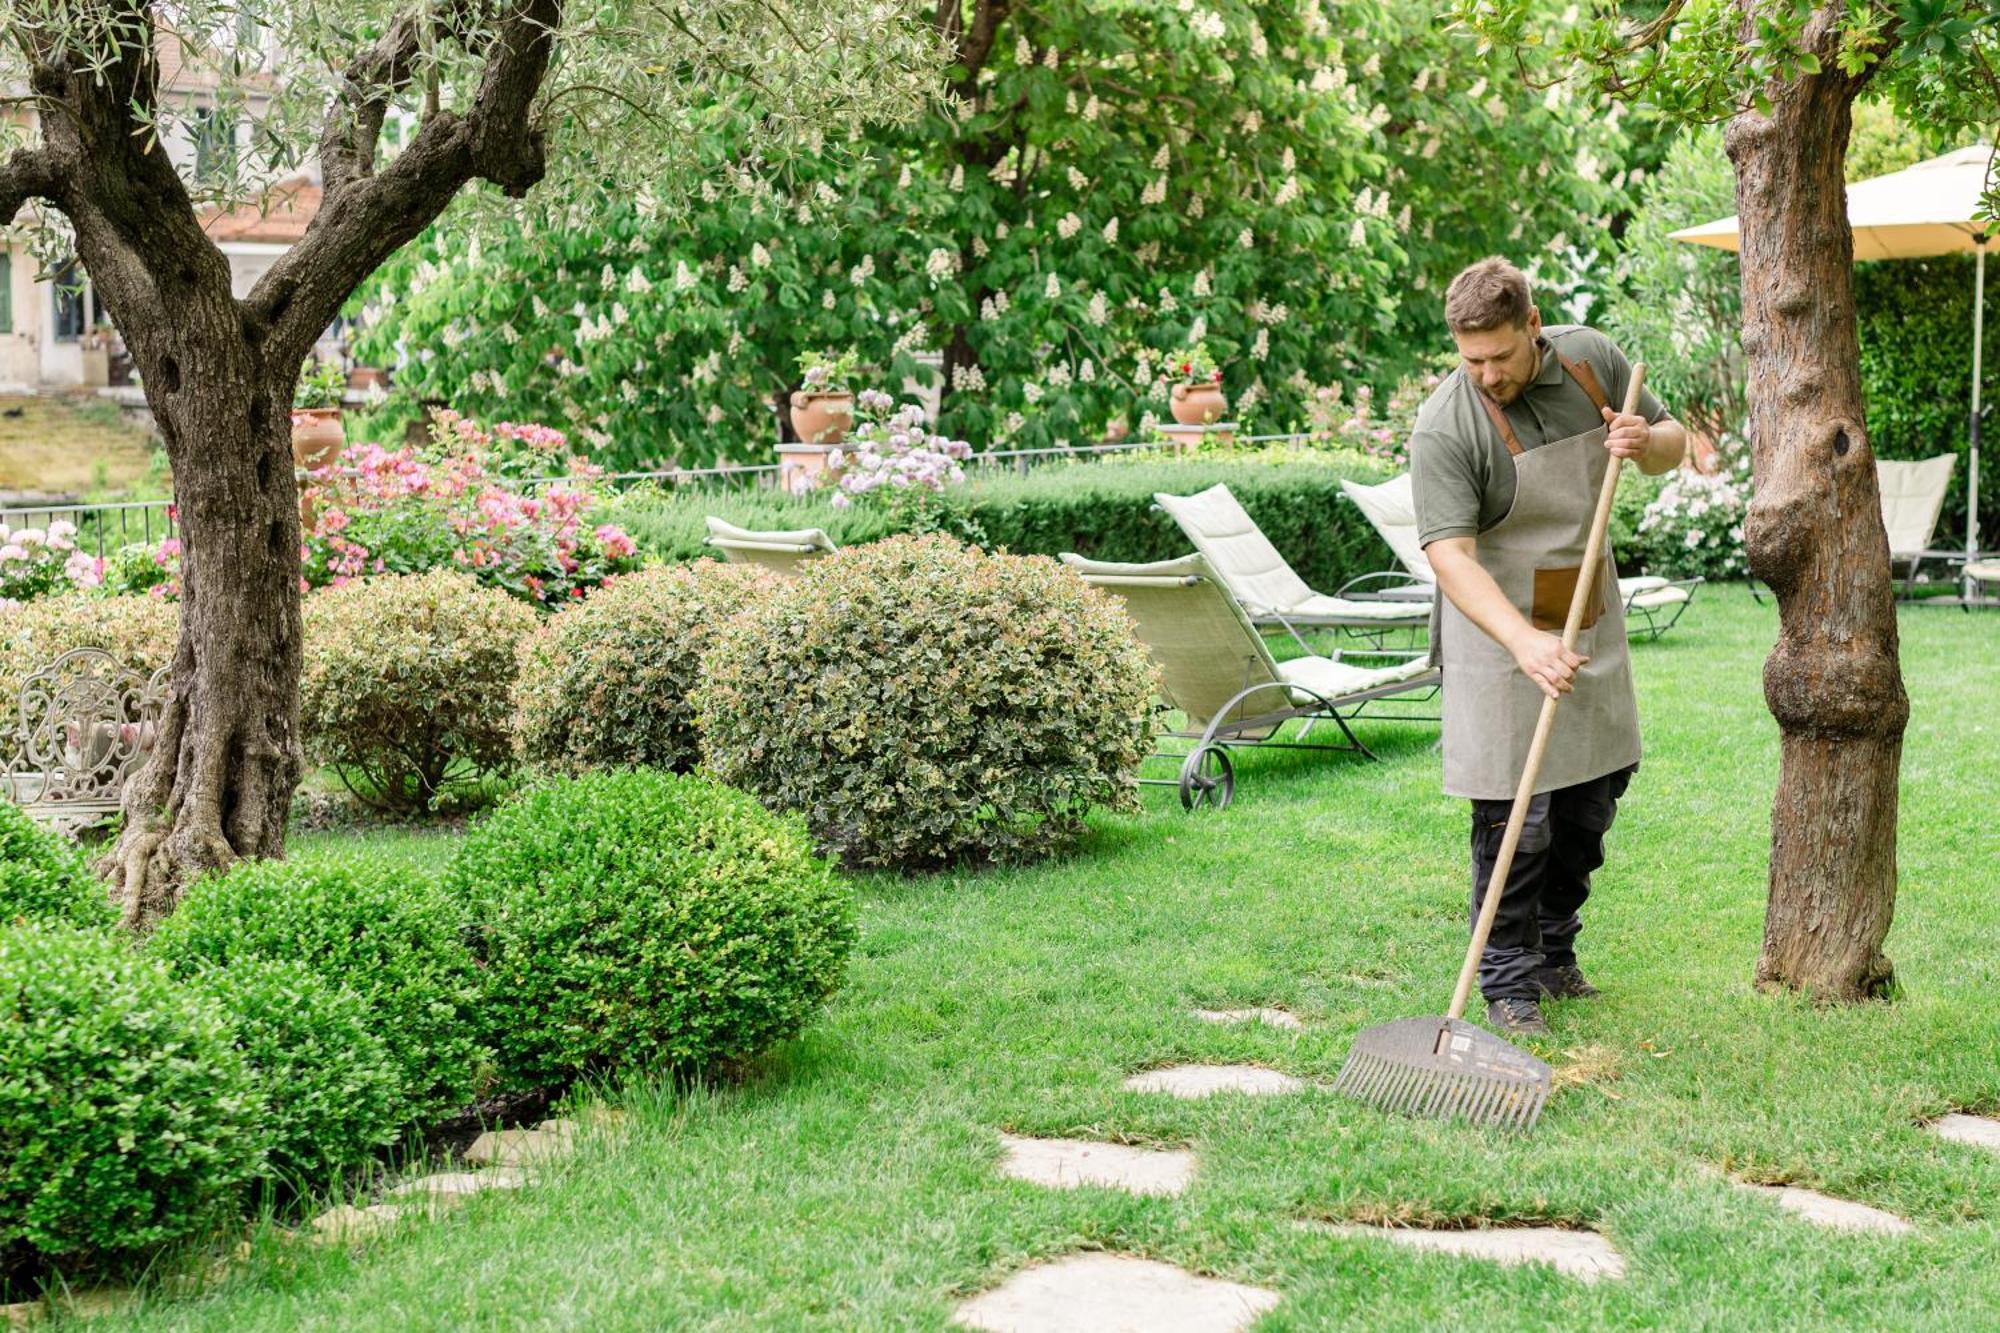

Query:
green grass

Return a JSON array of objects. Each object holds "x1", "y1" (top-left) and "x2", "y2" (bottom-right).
[{"x1": 103, "y1": 587, "x2": 2000, "y2": 1329}]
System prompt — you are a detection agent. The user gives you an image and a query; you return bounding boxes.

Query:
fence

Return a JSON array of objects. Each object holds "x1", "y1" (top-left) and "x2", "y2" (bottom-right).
[{"x1": 0, "y1": 434, "x2": 1315, "y2": 550}]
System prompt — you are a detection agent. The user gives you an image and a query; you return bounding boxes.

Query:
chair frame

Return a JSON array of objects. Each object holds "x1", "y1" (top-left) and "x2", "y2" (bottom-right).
[{"x1": 3, "y1": 647, "x2": 169, "y2": 836}]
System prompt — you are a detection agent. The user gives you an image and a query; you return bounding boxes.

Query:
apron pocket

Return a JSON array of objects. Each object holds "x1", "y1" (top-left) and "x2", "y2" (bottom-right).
[{"x1": 1531, "y1": 565, "x2": 1604, "y2": 631}]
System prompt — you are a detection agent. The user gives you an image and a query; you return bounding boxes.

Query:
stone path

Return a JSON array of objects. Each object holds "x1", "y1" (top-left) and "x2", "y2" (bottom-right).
[
  {"x1": 1306, "y1": 1222, "x2": 1627, "y2": 1284},
  {"x1": 998, "y1": 1135, "x2": 1196, "y2": 1198},
  {"x1": 1740, "y1": 1183, "x2": 1911, "y2": 1234},
  {"x1": 1123, "y1": 1064, "x2": 1304, "y2": 1099},
  {"x1": 1192, "y1": 1007, "x2": 1303, "y2": 1032},
  {"x1": 951, "y1": 1254, "x2": 1278, "y2": 1333},
  {"x1": 1931, "y1": 1113, "x2": 2000, "y2": 1151}
]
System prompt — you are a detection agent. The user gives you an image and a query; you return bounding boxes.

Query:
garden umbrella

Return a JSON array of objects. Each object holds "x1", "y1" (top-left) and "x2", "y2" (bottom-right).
[{"x1": 1670, "y1": 144, "x2": 1997, "y2": 588}]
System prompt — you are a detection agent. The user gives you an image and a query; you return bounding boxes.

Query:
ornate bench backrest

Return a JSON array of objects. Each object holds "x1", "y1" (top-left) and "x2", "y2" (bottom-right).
[{"x1": 3, "y1": 647, "x2": 170, "y2": 837}]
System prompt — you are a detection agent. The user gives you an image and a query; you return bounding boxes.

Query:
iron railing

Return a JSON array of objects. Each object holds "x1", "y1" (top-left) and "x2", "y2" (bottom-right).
[{"x1": 0, "y1": 435, "x2": 1215, "y2": 546}]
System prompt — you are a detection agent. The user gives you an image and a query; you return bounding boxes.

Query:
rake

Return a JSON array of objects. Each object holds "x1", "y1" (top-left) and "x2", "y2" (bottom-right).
[{"x1": 1332, "y1": 364, "x2": 1648, "y2": 1132}]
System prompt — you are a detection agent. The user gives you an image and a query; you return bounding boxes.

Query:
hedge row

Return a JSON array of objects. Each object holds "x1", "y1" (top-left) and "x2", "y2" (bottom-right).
[
  {"x1": 606, "y1": 455, "x2": 1402, "y2": 594},
  {"x1": 1, "y1": 768, "x2": 851, "y2": 1281}
]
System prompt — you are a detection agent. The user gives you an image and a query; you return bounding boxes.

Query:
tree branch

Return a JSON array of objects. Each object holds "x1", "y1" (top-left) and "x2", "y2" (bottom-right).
[
  {"x1": 252, "y1": 0, "x2": 562, "y2": 370},
  {"x1": 0, "y1": 146, "x2": 62, "y2": 221}
]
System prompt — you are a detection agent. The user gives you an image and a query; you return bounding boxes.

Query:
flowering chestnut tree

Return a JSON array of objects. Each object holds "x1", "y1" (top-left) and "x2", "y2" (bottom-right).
[
  {"x1": 0, "y1": 0, "x2": 950, "y2": 926},
  {"x1": 358, "y1": 0, "x2": 1629, "y2": 465}
]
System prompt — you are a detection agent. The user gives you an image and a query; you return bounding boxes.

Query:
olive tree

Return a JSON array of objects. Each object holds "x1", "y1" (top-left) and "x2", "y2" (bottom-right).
[{"x1": 0, "y1": 0, "x2": 947, "y2": 926}]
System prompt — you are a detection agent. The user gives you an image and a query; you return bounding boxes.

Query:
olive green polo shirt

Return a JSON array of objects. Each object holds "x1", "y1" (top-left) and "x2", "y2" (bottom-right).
[{"x1": 1409, "y1": 325, "x2": 1669, "y2": 547}]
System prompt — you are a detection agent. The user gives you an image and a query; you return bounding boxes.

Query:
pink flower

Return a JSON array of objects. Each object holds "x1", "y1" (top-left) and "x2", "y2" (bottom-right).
[
  {"x1": 318, "y1": 507, "x2": 351, "y2": 534},
  {"x1": 154, "y1": 538, "x2": 183, "y2": 566},
  {"x1": 596, "y1": 524, "x2": 637, "y2": 559},
  {"x1": 64, "y1": 551, "x2": 104, "y2": 587}
]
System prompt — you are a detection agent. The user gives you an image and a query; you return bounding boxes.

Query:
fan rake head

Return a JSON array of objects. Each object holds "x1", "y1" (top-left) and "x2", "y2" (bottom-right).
[{"x1": 1332, "y1": 1017, "x2": 1551, "y2": 1131}]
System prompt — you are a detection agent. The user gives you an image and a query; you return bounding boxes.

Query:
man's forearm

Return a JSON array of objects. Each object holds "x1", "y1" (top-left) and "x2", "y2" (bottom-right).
[{"x1": 1639, "y1": 418, "x2": 1687, "y2": 475}]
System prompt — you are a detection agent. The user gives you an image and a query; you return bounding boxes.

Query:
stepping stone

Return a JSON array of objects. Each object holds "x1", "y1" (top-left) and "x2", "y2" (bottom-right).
[
  {"x1": 1310, "y1": 1222, "x2": 1626, "y2": 1283},
  {"x1": 1932, "y1": 1113, "x2": 2000, "y2": 1151},
  {"x1": 951, "y1": 1254, "x2": 1278, "y2": 1332},
  {"x1": 307, "y1": 1203, "x2": 408, "y2": 1244},
  {"x1": 1741, "y1": 1183, "x2": 1911, "y2": 1234},
  {"x1": 388, "y1": 1169, "x2": 529, "y2": 1199},
  {"x1": 1124, "y1": 1065, "x2": 1304, "y2": 1099},
  {"x1": 1192, "y1": 1007, "x2": 1303, "y2": 1032},
  {"x1": 998, "y1": 1135, "x2": 1196, "y2": 1198},
  {"x1": 464, "y1": 1126, "x2": 573, "y2": 1168}
]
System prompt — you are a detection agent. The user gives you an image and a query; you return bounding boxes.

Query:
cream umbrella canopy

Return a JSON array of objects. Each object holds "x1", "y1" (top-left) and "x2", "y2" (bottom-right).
[{"x1": 1672, "y1": 144, "x2": 1997, "y2": 584}]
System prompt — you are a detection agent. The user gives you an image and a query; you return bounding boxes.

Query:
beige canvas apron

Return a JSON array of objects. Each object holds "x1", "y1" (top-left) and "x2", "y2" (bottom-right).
[{"x1": 1432, "y1": 355, "x2": 1642, "y2": 799}]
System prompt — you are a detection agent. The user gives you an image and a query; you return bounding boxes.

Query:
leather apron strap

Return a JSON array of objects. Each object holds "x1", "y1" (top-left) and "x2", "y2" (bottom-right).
[{"x1": 1473, "y1": 352, "x2": 1612, "y2": 456}]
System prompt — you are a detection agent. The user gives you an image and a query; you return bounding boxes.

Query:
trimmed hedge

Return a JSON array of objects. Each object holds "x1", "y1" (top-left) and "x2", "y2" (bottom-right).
[
  {"x1": 513, "y1": 561, "x2": 778, "y2": 775},
  {"x1": 1856, "y1": 255, "x2": 2000, "y2": 552},
  {"x1": 149, "y1": 858, "x2": 486, "y2": 1126},
  {"x1": 300, "y1": 570, "x2": 539, "y2": 812},
  {"x1": 0, "y1": 800, "x2": 113, "y2": 929},
  {"x1": 606, "y1": 454, "x2": 1399, "y2": 592},
  {"x1": 697, "y1": 534, "x2": 1160, "y2": 870},
  {"x1": 0, "y1": 923, "x2": 263, "y2": 1266},
  {"x1": 185, "y1": 957, "x2": 405, "y2": 1189},
  {"x1": 0, "y1": 593, "x2": 178, "y2": 714},
  {"x1": 445, "y1": 769, "x2": 855, "y2": 1088}
]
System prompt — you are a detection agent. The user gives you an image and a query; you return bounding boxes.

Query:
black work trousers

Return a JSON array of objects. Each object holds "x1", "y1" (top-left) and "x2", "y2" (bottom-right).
[{"x1": 1467, "y1": 763, "x2": 1636, "y2": 1002}]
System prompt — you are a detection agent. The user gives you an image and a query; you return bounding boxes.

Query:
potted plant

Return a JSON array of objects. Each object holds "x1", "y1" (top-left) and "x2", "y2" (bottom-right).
[
  {"x1": 788, "y1": 348, "x2": 859, "y2": 445},
  {"x1": 291, "y1": 360, "x2": 349, "y2": 472},
  {"x1": 1162, "y1": 341, "x2": 1227, "y2": 426}
]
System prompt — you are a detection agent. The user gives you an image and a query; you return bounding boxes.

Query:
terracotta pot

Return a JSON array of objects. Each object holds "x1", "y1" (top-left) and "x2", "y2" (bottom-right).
[
  {"x1": 347, "y1": 366, "x2": 389, "y2": 392},
  {"x1": 1103, "y1": 419, "x2": 1130, "y2": 444},
  {"x1": 789, "y1": 390, "x2": 855, "y2": 444},
  {"x1": 291, "y1": 408, "x2": 346, "y2": 472},
  {"x1": 1170, "y1": 381, "x2": 1228, "y2": 426}
]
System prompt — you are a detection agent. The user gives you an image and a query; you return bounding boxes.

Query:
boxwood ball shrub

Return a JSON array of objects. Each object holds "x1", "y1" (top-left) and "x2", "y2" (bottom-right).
[
  {"x1": 513, "y1": 561, "x2": 778, "y2": 775},
  {"x1": 185, "y1": 957, "x2": 405, "y2": 1189},
  {"x1": 150, "y1": 858, "x2": 485, "y2": 1125},
  {"x1": 0, "y1": 800, "x2": 113, "y2": 928},
  {"x1": 300, "y1": 569, "x2": 538, "y2": 812},
  {"x1": 696, "y1": 534, "x2": 1160, "y2": 869},
  {"x1": 445, "y1": 769, "x2": 855, "y2": 1088},
  {"x1": 0, "y1": 923, "x2": 263, "y2": 1266}
]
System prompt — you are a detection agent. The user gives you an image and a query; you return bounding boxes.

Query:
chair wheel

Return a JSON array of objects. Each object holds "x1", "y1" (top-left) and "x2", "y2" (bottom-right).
[{"x1": 1179, "y1": 744, "x2": 1235, "y2": 811}]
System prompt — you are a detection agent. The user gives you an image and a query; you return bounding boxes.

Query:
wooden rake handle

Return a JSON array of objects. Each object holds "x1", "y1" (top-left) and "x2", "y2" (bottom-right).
[{"x1": 1443, "y1": 364, "x2": 1647, "y2": 1026}]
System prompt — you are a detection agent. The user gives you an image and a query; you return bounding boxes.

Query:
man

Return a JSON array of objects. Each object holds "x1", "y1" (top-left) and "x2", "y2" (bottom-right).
[{"x1": 1410, "y1": 257, "x2": 1686, "y2": 1037}]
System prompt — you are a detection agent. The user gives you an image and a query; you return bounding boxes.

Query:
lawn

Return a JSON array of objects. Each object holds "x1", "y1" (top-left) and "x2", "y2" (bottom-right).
[{"x1": 107, "y1": 586, "x2": 2000, "y2": 1331}]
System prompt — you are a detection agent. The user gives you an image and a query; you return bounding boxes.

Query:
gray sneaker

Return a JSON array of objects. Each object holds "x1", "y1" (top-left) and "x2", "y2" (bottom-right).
[
  {"x1": 1531, "y1": 964, "x2": 1600, "y2": 1000},
  {"x1": 1485, "y1": 997, "x2": 1549, "y2": 1036}
]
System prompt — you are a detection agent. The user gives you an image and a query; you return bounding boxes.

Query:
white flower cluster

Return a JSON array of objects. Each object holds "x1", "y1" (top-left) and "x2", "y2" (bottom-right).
[
  {"x1": 925, "y1": 247, "x2": 960, "y2": 283},
  {"x1": 826, "y1": 400, "x2": 974, "y2": 509},
  {"x1": 1087, "y1": 291, "x2": 1109, "y2": 326},
  {"x1": 1067, "y1": 166, "x2": 1090, "y2": 191},
  {"x1": 1189, "y1": 10, "x2": 1226, "y2": 41},
  {"x1": 1141, "y1": 176, "x2": 1168, "y2": 206},
  {"x1": 1057, "y1": 213, "x2": 1083, "y2": 240},
  {"x1": 951, "y1": 363, "x2": 987, "y2": 392},
  {"x1": 850, "y1": 254, "x2": 876, "y2": 286},
  {"x1": 1102, "y1": 218, "x2": 1119, "y2": 243}
]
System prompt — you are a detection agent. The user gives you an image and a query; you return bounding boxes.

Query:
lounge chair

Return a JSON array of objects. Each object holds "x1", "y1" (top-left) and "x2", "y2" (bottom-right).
[
  {"x1": 1061, "y1": 551, "x2": 1440, "y2": 810},
  {"x1": 1878, "y1": 455, "x2": 1957, "y2": 598},
  {"x1": 1965, "y1": 557, "x2": 2000, "y2": 608},
  {"x1": 703, "y1": 516, "x2": 837, "y2": 576},
  {"x1": 1151, "y1": 483, "x2": 1433, "y2": 648},
  {"x1": 1337, "y1": 472, "x2": 1704, "y2": 641}
]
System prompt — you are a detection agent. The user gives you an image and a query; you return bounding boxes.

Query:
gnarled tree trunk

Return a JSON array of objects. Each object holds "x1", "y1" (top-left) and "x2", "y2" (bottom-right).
[{"x1": 1727, "y1": 36, "x2": 1904, "y2": 1001}]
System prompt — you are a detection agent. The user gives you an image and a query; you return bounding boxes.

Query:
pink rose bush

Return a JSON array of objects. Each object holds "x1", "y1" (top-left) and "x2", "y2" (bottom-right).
[
  {"x1": 0, "y1": 521, "x2": 106, "y2": 605},
  {"x1": 301, "y1": 412, "x2": 640, "y2": 607}
]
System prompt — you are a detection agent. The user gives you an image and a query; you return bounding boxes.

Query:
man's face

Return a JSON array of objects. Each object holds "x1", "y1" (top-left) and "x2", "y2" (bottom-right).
[{"x1": 1453, "y1": 309, "x2": 1542, "y2": 406}]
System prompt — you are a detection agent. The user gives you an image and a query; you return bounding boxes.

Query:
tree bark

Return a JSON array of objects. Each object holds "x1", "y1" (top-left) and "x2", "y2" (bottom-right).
[{"x1": 1727, "y1": 35, "x2": 1903, "y2": 1000}]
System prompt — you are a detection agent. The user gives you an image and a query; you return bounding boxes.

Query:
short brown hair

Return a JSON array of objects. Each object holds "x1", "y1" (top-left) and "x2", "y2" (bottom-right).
[{"x1": 1444, "y1": 257, "x2": 1533, "y2": 333}]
